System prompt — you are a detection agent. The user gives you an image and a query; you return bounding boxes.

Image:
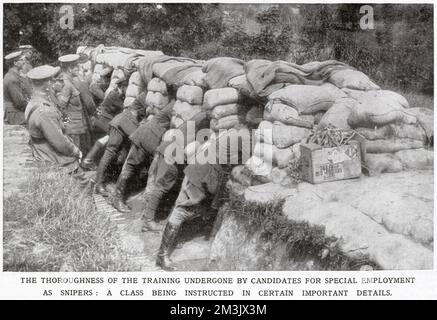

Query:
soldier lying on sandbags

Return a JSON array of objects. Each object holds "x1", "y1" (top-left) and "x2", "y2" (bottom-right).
[{"x1": 155, "y1": 125, "x2": 252, "y2": 270}]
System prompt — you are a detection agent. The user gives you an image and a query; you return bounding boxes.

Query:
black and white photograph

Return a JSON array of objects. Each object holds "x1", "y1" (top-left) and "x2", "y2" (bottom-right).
[{"x1": 1, "y1": 1, "x2": 435, "y2": 300}]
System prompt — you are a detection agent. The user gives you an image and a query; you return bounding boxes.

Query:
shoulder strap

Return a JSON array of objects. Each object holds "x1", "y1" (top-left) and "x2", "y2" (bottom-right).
[{"x1": 26, "y1": 104, "x2": 40, "y2": 123}]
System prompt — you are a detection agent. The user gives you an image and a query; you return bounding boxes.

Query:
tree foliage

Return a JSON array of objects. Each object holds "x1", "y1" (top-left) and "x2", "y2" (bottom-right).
[{"x1": 3, "y1": 3, "x2": 433, "y2": 93}]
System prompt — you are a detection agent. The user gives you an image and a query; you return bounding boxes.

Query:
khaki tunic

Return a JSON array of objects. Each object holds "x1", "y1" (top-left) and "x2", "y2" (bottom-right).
[
  {"x1": 25, "y1": 91, "x2": 79, "y2": 171},
  {"x1": 57, "y1": 73, "x2": 86, "y2": 135},
  {"x1": 3, "y1": 68, "x2": 32, "y2": 125}
]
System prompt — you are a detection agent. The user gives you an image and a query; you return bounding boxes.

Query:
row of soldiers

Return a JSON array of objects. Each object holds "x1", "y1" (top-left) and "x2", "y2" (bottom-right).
[{"x1": 4, "y1": 49, "x2": 251, "y2": 271}]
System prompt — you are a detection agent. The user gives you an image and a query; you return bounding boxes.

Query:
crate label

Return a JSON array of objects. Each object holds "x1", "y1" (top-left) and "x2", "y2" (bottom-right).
[
  {"x1": 327, "y1": 148, "x2": 350, "y2": 164},
  {"x1": 315, "y1": 163, "x2": 344, "y2": 179}
]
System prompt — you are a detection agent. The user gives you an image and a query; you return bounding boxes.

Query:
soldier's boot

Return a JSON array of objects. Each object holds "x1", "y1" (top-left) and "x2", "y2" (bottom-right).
[
  {"x1": 94, "y1": 150, "x2": 112, "y2": 197},
  {"x1": 141, "y1": 191, "x2": 164, "y2": 233},
  {"x1": 156, "y1": 222, "x2": 181, "y2": 271},
  {"x1": 111, "y1": 171, "x2": 131, "y2": 213},
  {"x1": 82, "y1": 141, "x2": 104, "y2": 171}
]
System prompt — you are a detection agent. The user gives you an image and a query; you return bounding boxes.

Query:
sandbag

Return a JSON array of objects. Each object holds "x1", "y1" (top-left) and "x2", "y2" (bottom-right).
[
  {"x1": 211, "y1": 103, "x2": 240, "y2": 119},
  {"x1": 203, "y1": 87, "x2": 240, "y2": 110},
  {"x1": 253, "y1": 142, "x2": 295, "y2": 168},
  {"x1": 182, "y1": 70, "x2": 206, "y2": 87},
  {"x1": 318, "y1": 98, "x2": 357, "y2": 129},
  {"x1": 173, "y1": 100, "x2": 202, "y2": 121},
  {"x1": 321, "y1": 82, "x2": 350, "y2": 99},
  {"x1": 111, "y1": 68, "x2": 125, "y2": 81},
  {"x1": 129, "y1": 71, "x2": 143, "y2": 87},
  {"x1": 147, "y1": 78, "x2": 168, "y2": 95},
  {"x1": 171, "y1": 115, "x2": 184, "y2": 129},
  {"x1": 270, "y1": 167, "x2": 289, "y2": 185},
  {"x1": 146, "y1": 91, "x2": 169, "y2": 109},
  {"x1": 228, "y1": 75, "x2": 257, "y2": 98},
  {"x1": 329, "y1": 69, "x2": 380, "y2": 91},
  {"x1": 365, "y1": 153, "x2": 403, "y2": 176},
  {"x1": 264, "y1": 102, "x2": 313, "y2": 128},
  {"x1": 405, "y1": 107, "x2": 434, "y2": 141},
  {"x1": 343, "y1": 89, "x2": 409, "y2": 108},
  {"x1": 347, "y1": 90, "x2": 416, "y2": 128},
  {"x1": 255, "y1": 121, "x2": 274, "y2": 145},
  {"x1": 356, "y1": 123, "x2": 427, "y2": 142},
  {"x1": 267, "y1": 85, "x2": 341, "y2": 115},
  {"x1": 124, "y1": 97, "x2": 136, "y2": 108},
  {"x1": 246, "y1": 106, "x2": 264, "y2": 126},
  {"x1": 272, "y1": 122, "x2": 311, "y2": 148},
  {"x1": 176, "y1": 85, "x2": 203, "y2": 105},
  {"x1": 394, "y1": 149, "x2": 434, "y2": 170},
  {"x1": 94, "y1": 63, "x2": 113, "y2": 77},
  {"x1": 231, "y1": 165, "x2": 252, "y2": 187},
  {"x1": 365, "y1": 138, "x2": 424, "y2": 154},
  {"x1": 210, "y1": 115, "x2": 242, "y2": 131},
  {"x1": 245, "y1": 155, "x2": 273, "y2": 178},
  {"x1": 126, "y1": 84, "x2": 142, "y2": 98}
]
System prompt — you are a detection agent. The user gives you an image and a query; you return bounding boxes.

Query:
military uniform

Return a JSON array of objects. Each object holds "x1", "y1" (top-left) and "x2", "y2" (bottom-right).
[
  {"x1": 156, "y1": 126, "x2": 253, "y2": 270},
  {"x1": 4, "y1": 65, "x2": 32, "y2": 125},
  {"x1": 94, "y1": 108, "x2": 142, "y2": 198},
  {"x1": 25, "y1": 66, "x2": 80, "y2": 172},
  {"x1": 107, "y1": 99, "x2": 175, "y2": 212},
  {"x1": 92, "y1": 87, "x2": 126, "y2": 135},
  {"x1": 57, "y1": 54, "x2": 94, "y2": 155},
  {"x1": 141, "y1": 111, "x2": 210, "y2": 232}
]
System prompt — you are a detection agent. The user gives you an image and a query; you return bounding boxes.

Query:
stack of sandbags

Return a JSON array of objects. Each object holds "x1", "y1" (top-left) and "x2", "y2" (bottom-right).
[
  {"x1": 203, "y1": 87, "x2": 245, "y2": 131},
  {"x1": 345, "y1": 89, "x2": 423, "y2": 152},
  {"x1": 171, "y1": 85, "x2": 203, "y2": 128},
  {"x1": 253, "y1": 120, "x2": 307, "y2": 168},
  {"x1": 341, "y1": 90, "x2": 434, "y2": 174},
  {"x1": 124, "y1": 71, "x2": 145, "y2": 108},
  {"x1": 146, "y1": 77, "x2": 170, "y2": 115}
]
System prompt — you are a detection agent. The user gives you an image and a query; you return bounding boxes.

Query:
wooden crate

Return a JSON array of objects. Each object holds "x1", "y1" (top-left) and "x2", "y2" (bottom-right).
[{"x1": 300, "y1": 141, "x2": 362, "y2": 184}]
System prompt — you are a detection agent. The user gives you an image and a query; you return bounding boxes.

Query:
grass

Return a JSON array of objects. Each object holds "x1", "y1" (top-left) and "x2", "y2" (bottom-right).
[{"x1": 3, "y1": 164, "x2": 135, "y2": 271}]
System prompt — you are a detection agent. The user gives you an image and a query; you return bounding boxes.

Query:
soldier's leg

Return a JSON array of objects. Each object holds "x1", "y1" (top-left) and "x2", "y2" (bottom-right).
[
  {"x1": 156, "y1": 177, "x2": 206, "y2": 271},
  {"x1": 112, "y1": 144, "x2": 151, "y2": 213},
  {"x1": 95, "y1": 130, "x2": 123, "y2": 197},
  {"x1": 82, "y1": 135, "x2": 108, "y2": 171},
  {"x1": 141, "y1": 154, "x2": 179, "y2": 232}
]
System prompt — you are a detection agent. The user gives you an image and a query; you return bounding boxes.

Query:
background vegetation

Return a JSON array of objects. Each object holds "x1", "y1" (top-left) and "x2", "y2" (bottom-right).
[{"x1": 4, "y1": 3, "x2": 433, "y2": 94}]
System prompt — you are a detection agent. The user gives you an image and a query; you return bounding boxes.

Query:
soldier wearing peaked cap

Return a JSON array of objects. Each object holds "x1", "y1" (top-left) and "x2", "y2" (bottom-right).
[
  {"x1": 4, "y1": 51, "x2": 32, "y2": 125},
  {"x1": 57, "y1": 54, "x2": 94, "y2": 155},
  {"x1": 25, "y1": 65, "x2": 81, "y2": 172}
]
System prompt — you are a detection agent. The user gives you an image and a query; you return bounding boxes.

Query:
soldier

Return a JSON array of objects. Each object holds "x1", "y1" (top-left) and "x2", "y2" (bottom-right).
[
  {"x1": 82, "y1": 78, "x2": 131, "y2": 170},
  {"x1": 109, "y1": 97, "x2": 175, "y2": 213},
  {"x1": 57, "y1": 54, "x2": 94, "y2": 155},
  {"x1": 140, "y1": 111, "x2": 210, "y2": 232},
  {"x1": 155, "y1": 126, "x2": 252, "y2": 270},
  {"x1": 4, "y1": 51, "x2": 32, "y2": 125},
  {"x1": 94, "y1": 99, "x2": 148, "y2": 199},
  {"x1": 25, "y1": 65, "x2": 81, "y2": 172},
  {"x1": 89, "y1": 73, "x2": 110, "y2": 106}
]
